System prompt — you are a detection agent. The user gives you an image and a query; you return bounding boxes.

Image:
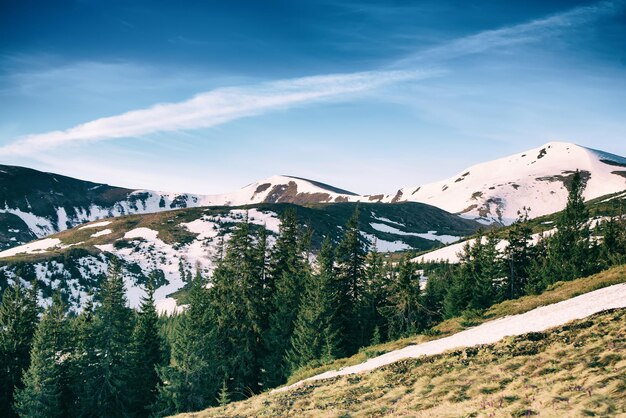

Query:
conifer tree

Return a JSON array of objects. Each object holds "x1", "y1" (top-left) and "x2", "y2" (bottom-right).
[
  {"x1": 14, "y1": 293, "x2": 69, "y2": 418},
  {"x1": 335, "y1": 207, "x2": 369, "y2": 354},
  {"x1": 503, "y1": 208, "x2": 534, "y2": 300},
  {"x1": 73, "y1": 262, "x2": 134, "y2": 417},
  {"x1": 443, "y1": 240, "x2": 475, "y2": 318},
  {"x1": 286, "y1": 237, "x2": 339, "y2": 373},
  {"x1": 129, "y1": 275, "x2": 164, "y2": 417},
  {"x1": 217, "y1": 380, "x2": 230, "y2": 407},
  {"x1": 211, "y1": 220, "x2": 266, "y2": 397},
  {"x1": 155, "y1": 268, "x2": 217, "y2": 415},
  {"x1": 421, "y1": 264, "x2": 454, "y2": 327},
  {"x1": 363, "y1": 244, "x2": 388, "y2": 343},
  {"x1": 0, "y1": 279, "x2": 39, "y2": 418},
  {"x1": 541, "y1": 171, "x2": 592, "y2": 285},
  {"x1": 470, "y1": 232, "x2": 501, "y2": 310},
  {"x1": 262, "y1": 209, "x2": 308, "y2": 387},
  {"x1": 383, "y1": 256, "x2": 423, "y2": 339}
]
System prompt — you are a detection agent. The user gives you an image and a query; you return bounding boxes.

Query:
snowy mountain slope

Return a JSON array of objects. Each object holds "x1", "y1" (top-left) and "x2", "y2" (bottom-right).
[
  {"x1": 412, "y1": 188, "x2": 626, "y2": 264},
  {"x1": 0, "y1": 165, "x2": 364, "y2": 250},
  {"x1": 276, "y1": 282, "x2": 626, "y2": 392},
  {"x1": 0, "y1": 202, "x2": 481, "y2": 313},
  {"x1": 385, "y1": 142, "x2": 626, "y2": 224}
]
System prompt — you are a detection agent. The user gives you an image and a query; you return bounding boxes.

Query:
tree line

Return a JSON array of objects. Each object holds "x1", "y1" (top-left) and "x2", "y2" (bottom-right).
[{"x1": 1, "y1": 172, "x2": 625, "y2": 417}]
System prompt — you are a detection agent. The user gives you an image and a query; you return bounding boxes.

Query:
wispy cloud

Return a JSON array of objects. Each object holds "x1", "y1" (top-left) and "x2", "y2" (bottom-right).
[
  {"x1": 394, "y1": 0, "x2": 624, "y2": 66},
  {"x1": 0, "y1": 0, "x2": 622, "y2": 156},
  {"x1": 0, "y1": 70, "x2": 428, "y2": 155}
]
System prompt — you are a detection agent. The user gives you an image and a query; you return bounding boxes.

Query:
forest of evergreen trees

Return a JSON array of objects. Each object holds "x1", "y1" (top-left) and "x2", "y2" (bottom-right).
[{"x1": 1, "y1": 172, "x2": 625, "y2": 417}]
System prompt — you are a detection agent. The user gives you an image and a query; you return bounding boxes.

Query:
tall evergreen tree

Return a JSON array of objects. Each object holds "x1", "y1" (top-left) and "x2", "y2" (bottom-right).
[
  {"x1": 541, "y1": 171, "x2": 592, "y2": 285},
  {"x1": 211, "y1": 220, "x2": 266, "y2": 397},
  {"x1": 443, "y1": 240, "x2": 475, "y2": 318},
  {"x1": 155, "y1": 269, "x2": 217, "y2": 415},
  {"x1": 73, "y1": 262, "x2": 134, "y2": 417},
  {"x1": 503, "y1": 208, "x2": 534, "y2": 300},
  {"x1": 14, "y1": 293, "x2": 69, "y2": 418},
  {"x1": 0, "y1": 279, "x2": 39, "y2": 418},
  {"x1": 286, "y1": 237, "x2": 339, "y2": 373},
  {"x1": 129, "y1": 275, "x2": 164, "y2": 417},
  {"x1": 469, "y1": 232, "x2": 501, "y2": 310},
  {"x1": 382, "y1": 256, "x2": 423, "y2": 339},
  {"x1": 362, "y1": 244, "x2": 388, "y2": 344},
  {"x1": 421, "y1": 264, "x2": 454, "y2": 328},
  {"x1": 262, "y1": 209, "x2": 308, "y2": 388},
  {"x1": 335, "y1": 207, "x2": 369, "y2": 354}
]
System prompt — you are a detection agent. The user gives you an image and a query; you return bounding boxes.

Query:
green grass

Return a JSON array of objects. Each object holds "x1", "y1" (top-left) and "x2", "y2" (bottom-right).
[{"x1": 178, "y1": 302, "x2": 626, "y2": 417}]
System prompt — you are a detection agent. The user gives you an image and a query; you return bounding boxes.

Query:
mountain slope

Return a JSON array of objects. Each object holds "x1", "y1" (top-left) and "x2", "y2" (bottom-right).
[
  {"x1": 0, "y1": 165, "x2": 364, "y2": 250},
  {"x1": 0, "y1": 202, "x2": 481, "y2": 313},
  {"x1": 387, "y1": 142, "x2": 626, "y2": 224},
  {"x1": 178, "y1": 266, "x2": 626, "y2": 418}
]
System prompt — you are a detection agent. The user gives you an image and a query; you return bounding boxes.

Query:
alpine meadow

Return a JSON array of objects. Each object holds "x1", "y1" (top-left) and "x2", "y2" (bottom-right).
[{"x1": 1, "y1": 1, "x2": 626, "y2": 417}]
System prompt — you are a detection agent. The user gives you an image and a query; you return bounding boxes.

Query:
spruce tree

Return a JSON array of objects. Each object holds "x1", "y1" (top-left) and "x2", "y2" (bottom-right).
[
  {"x1": 155, "y1": 268, "x2": 217, "y2": 415},
  {"x1": 443, "y1": 240, "x2": 475, "y2": 318},
  {"x1": 129, "y1": 277, "x2": 164, "y2": 417},
  {"x1": 262, "y1": 209, "x2": 308, "y2": 388},
  {"x1": 74, "y1": 262, "x2": 134, "y2": 417},
  {"x1": 211, "y1": 220, "x2": 266, "y2": 397},
  {"x1": 383, "y1": 256, "x2": 423, "y2": 339},
  {"x1": 286, "y1": 237, "x2": 339, "y2": 373},
  {"x1": 503, "y1": 208, "x2": 534, "y2": 300},
  {"x1": 14, "y1": 293, "x2": 69, "y2": 418},
  {"x1": 363, "y1": 244, "x2": 388, "y2": 344},
  {"x1": 0, "y1": 279, "x2": 39, "y2": 418},
  {"x1": 470, "y1": 232, "x2": 501, "y2": 310},
  {"x1": 421, "y1": 264, "x2": 454, "y2": 328},
  {"x1": 542, "y1": 171, "x2": 592, "y2": 285},
  {"x1": 335, "y1": 207, "x2": 369, "y2": 354}
]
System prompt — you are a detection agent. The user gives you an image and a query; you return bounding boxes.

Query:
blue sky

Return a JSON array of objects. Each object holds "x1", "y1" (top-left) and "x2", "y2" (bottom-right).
[{"x1": 1, "y1": 0, "x2": 625, "y2": 194}]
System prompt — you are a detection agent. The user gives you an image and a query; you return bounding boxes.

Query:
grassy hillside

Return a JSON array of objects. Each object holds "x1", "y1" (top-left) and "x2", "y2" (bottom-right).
[
  {"x1": 178, "y1": 265, "x2": 626, "y2": 417},
  {"x1": 186, "y1": 308, "x2": 626, "y2": 418}
]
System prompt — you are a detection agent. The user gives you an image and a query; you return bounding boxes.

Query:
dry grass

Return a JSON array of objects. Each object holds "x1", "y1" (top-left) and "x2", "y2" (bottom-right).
[
  {"x1": 286, "y1": 265, "x2": 626, "y2": 386},
  {"x1": 177, "y1": 308, "x2": 626, "y2": 418},
  {"x1": 173, "y1": 265, "x2": 626, "y2": 418}
]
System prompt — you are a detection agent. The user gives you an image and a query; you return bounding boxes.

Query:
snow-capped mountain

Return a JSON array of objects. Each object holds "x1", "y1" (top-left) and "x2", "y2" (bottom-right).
[
  {"x1": 385, "y1": 142, "x2": 626, "y2": 224},
  {"x1": 0, "y1": 202, "x2": 481, "y2": 313},
  {"x1": 0, "y1": 166, "x2": 362, "y2": 250}
]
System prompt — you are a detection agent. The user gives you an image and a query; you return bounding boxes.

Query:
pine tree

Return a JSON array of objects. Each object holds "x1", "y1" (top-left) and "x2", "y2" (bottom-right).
[
  {"x1": 541, "y1": 171, "x2": 593, "y2": 285},
  {"x1": 73, "y1": 262, "x2": 134, "y2": 417},
  {"x1": 443, "y1": 240, "x2": 475, "y2": 318},
  {"x1": 362, "y1": 244, "x2": 388, "y2": 344},
  {"x1": 14, "y1": 293, "x2": 69, "y2": 418},
  {"x1": 0, "y1": 279, "x2": 39, "y2": 418},
  {"x1": 335, "y1": 207, "x2": 369, "y2": 354},
  {"x1": 262, "y1": 209, "x2": 308, "y2": 388},
  {"x1": 503, "y1": 208, "x2": 534, "y2": 300},
  {"x1": 155, "y1": 268, "x2": 217, "y2": 415},
  {"x1": 286, "y1": 238, "x2": 339, "y2": 373},
  {"x1": 470, "y1": 232, "x2": 501, "y2": 310},
  {"x1": 421, "y1": 264, "x2": 454, "y2": 328},
  {"x1": 129, "y1": 275, "x2": 164, "y2": 417},
  {"x1": 383, "y1": 256, "x2": 423, "y2": 339},
  {"x1": 211, "y1": 220, "x2": 266, "y2": 397},
  {"x1": 216, "y1": 380, "x2": 230, "y2": 407}
]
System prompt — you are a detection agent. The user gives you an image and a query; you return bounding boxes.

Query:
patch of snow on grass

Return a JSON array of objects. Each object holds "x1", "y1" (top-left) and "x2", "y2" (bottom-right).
[
  {"x1": 0, "y1": 238, "x2": 62, "y2": 258},
  {"x1": 277, "y1": 283, "x2": 626, "y2": 392},
  {"x1": 91, "y1": 229, "x2": 112, "y2": 238},
  {"x1": 370, "y1": 223, "x2": 459, "y2": 244},
  {"x1": 124, "y1": 227, "x2": 159, "y2": 240},
  {"x1": 79, "y1": 220, "x2": 112, "y2": 229}
]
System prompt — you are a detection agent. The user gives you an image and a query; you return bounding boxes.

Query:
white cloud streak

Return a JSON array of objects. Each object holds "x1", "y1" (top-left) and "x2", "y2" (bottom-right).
[
  {"x1": 0, "y1": 0, "x2": 622, "y2": 156},
  {"x1": 0, "y1": 70, "x2": 430, "y2": 156}
]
